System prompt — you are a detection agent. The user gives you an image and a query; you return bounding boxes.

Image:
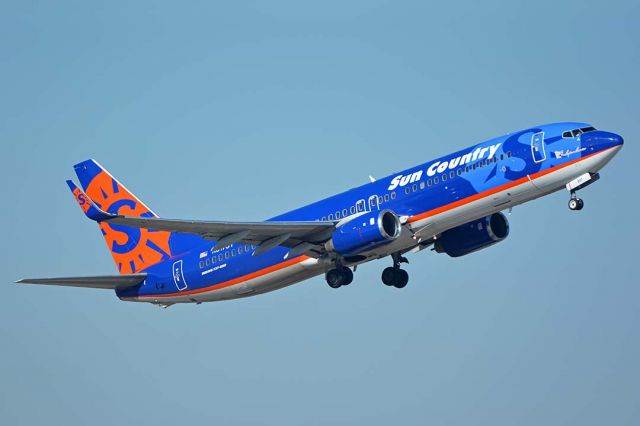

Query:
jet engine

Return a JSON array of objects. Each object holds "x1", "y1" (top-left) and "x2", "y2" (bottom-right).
[
  {"x1": 326, "y1": 210, "x2": 401, "y2": 256},
  {"x1": 435, "y1": 213, "x2": 509, "y2": 258}
]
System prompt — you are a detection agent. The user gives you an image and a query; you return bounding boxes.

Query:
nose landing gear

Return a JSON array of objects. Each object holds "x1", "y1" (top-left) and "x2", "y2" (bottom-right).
[
  {"x1": 566, "y1": 173, "x2": 599, "y2": 211},
  {"x1": 568, "y1": 194, "x2": 584, "y2": 211}
]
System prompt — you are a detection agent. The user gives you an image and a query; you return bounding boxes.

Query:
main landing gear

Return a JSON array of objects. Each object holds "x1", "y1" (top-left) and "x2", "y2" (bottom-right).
[
  {"x1": 325, "y1": 266, "x2": 353, "y2": 289},
  {"x1": 382, "y1": 253, "x2": 410, "y2": 289}
]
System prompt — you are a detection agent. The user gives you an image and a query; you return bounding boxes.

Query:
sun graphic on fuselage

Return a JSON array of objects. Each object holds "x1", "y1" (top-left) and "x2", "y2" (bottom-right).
[{"x1": 84, "y1": 172, "x2": 172, "y2": 274}]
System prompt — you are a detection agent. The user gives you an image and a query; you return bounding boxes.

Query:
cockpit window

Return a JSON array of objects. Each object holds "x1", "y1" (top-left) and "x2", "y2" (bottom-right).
[{"x1": 562, "y1": 126, "x2": 597, "y2": 138}]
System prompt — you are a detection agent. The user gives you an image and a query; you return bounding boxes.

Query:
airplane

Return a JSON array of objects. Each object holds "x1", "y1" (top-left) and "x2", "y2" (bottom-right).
[{"x1": 17, "y1": 123, "x2": 624, "y2": 307}]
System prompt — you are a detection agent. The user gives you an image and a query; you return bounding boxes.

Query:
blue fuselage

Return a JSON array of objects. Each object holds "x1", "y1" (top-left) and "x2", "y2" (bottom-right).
[{"x1": 117, "y1": 122, "x2": 623, "y2": 303}]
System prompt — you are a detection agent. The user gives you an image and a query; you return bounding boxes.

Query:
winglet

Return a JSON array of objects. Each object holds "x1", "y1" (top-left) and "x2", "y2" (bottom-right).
[{"x1": 66, "y1": 180, "x2": 117, "y2": 222}]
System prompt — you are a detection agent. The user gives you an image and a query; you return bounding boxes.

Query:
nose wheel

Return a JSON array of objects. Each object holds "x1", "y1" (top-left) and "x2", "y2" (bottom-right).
[{"x1": 568, "y1": 192, "x2": 584, "y2": 211}]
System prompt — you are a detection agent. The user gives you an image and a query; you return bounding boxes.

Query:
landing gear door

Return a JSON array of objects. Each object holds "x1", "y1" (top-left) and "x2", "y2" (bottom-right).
[
  {"x1": 531, "y1": 132, "x2": 546, "y2": 163},
  {"x1": 173, "y1": 260, "x2": 188, "y2": 291}
]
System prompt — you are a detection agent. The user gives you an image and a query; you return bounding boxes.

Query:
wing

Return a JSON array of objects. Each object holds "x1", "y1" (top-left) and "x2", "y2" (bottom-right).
[
  {"x1": 66, "y1": 178, "x2": 337, "y2": 258},
  {"x1": 16, "y1": 274, "x2": 147, "y2": 290},
  {"x1": 104, "y1": 216, "x2": 336, "y2": 258}
]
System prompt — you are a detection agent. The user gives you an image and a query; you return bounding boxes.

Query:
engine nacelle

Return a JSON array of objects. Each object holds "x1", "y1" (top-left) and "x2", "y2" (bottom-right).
[
  {"x1": 435, "y1": 213, "x2": 509, "y2": 258},
  {"x1": 326, "y1": 210, "x2": 401, "y2": 256}
]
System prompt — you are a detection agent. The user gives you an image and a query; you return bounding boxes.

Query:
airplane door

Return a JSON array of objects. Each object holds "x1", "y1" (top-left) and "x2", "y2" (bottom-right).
[
  {"x1": 531, "y1": 132, "x2": 546, "y2": 163},
  {"x1": 355, "y1": 199, "x2": 367, "y2": 214},
  {"x1": 369, "y1": 195, "x2": 381, "y2": 212},
  {"x1": 173, "y1": 260, "x2": 188, "y2": 291}
]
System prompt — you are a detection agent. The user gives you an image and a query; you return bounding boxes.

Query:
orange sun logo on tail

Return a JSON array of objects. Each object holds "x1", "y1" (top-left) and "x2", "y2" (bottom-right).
[{"x1": 83, "y1": 171, "x2": 172, "y2": 274}]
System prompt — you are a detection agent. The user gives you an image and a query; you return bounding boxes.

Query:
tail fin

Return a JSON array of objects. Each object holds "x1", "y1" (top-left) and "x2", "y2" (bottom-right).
[{"x1": 71, "y1": 160, "x2": 173, "y2": 274}]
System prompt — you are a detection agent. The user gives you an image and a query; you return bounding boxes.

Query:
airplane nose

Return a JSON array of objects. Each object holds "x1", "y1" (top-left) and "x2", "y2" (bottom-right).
[{"x1": 581, "y1": 131, "x2": 624, "y2": 151}]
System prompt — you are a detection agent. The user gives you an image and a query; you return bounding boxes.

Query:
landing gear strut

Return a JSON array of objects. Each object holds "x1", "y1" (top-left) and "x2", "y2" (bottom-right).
[
  {"x1": 566, "y1": 173, "x2": 598, "y2": 211},
  {"x1": 568, "y1": 192, "x2": 584, "y2": 211},
  {"x1": 382, "y1": 253, "x2": 410, "y2": 289},
  {"x1": 326, "y1": 266, "x2": 353, "y2": 289}
]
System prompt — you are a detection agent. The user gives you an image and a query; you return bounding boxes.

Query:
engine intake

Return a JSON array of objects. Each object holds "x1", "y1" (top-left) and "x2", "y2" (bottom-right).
[
  {"x1": 326, "y1": 210, "x2": 401, "y2": 256},
  {"x1": 435, "y1": 213, "x2": 509, "y2": 258}
]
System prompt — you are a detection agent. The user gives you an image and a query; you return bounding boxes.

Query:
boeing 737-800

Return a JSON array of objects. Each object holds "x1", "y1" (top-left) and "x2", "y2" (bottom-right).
[{"x1": 18, "y1": 123, "x2": 624, "y2": 307}]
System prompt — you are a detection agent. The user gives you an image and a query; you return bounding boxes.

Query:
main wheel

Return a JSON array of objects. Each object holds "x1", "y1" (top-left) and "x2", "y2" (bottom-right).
[
  {"x1": 394, "y1": 269, "x2": 409, "y2": 289},
  {"x1": 382, "y1": 267, "x2": 397, "y2": 286},
  {"x1": 340, "y1": 267, "x2": 354, "y2": 286},
  {"x1": 576, "y1": 198, "x2": 584, "y2": 210},
  {"x1": 569, "y1": 199, "x2": 579, "y2": 210},
  {"x1": 326, "y1": 269, "x2": 343, "y2": 289}
]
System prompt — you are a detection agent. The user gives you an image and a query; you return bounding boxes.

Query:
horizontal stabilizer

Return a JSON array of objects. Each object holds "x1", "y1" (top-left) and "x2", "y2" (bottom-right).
[{"x1": 16, "y1": 274, "x2": 147, "y2": 290}]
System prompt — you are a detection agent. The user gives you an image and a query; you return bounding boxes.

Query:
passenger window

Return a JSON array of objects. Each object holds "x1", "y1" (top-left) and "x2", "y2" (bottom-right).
[
  {"x1": 427, "y1": 179, "x2": 432, "y2": 187},
  {"x1": 218, "y1": 254, "x2": 223, "y2": 262},
  {"x1": 405, "y1": 187, "x2": 410, "y2": 194},
  {"x1": 457, "y1": 169, "x2": 462, "y2": 176},
  {"x1": 384, "y1": 194, "x2": 390, "y2": 202},
  {"x1": 442, "y1": 174, "x2": 447, "y2": 182},
  {"x1": 238, "y1": 246, "x2": 243, "y2": 255},
  {"x1": 450, "y1": 171, "x2": 455, "y2": 178},
  {"x1": 335, "y1": 212, "x2": 341, "y2": 219},
  {"x1": 212, "y1": 257, "x2": 217, "y2": 264},
  {"x1": 507, "y1": 151, "x2": 512, "y2": 158},
  {"x1": 225, "y1": 252, "x2": 230, "y2": 260},
  {"x1": 434, "y1": 177, "x2": 439, "y2": 184},
  {"x1": 478, "y1": 162, "x2": 483, "y2": 168},
  {"x1": 420, "y1": 181, "x2": 426, "y2": 190},
  {"x1": 465, "y1": 166, "x2": 469, "y2": 173},
  {"x1": 377, "y1": 197, "x2": 383, "y2": 205},
  {"x1": 350, "y1": 207, "x2": 356, "y2": 215},
  {"x1": 412, "y1": 184, "x2": 418, "y2": 192},
  {"x1": 328, "y1": 214, "x2": 334, "y2": 220},
  {"x1": 485, "y1": 159, "x2": 490, "y2": 166},
  {"x1": 500, "y1": 154, "x2": 504, "y2": 161},
  {"x1": 391, "y1": 192, "x2": 396, "y2": 200},
  {"x1": 343, "y1": 209, "x2": 348, "y2": 217},
  {"x1": 206, "y1": 259, "x2": 211, "y2": 266},
  {"x1": 199, "y1": 261, "x2": 204, "y2": 269},
  {"x1": 322, "y1": 216, "x2": 327, "y2": 221}
]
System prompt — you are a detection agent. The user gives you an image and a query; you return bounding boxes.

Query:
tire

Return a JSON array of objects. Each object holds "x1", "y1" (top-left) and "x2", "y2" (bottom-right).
[
  {"x1": 382, "y1": 267, "x2": 397, "y2": 286},
  {"x1": 394, "y1": 269, "x2": 409, "y2": 289},
  {"x1": 569, "y1": 199, "x2": 579, "y2": 210},
  {"x1": 576, "y1": 199, "x2": 584, "y2": 210},
  {"x1": 326, "y1": 269, "x2": 343, "y2": 289},
  {"x1": 340, "y1": 267, "x2": 354, "y2": 286}
]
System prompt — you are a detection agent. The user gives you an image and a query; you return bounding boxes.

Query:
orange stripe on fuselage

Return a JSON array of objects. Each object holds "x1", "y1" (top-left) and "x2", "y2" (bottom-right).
[{"x1": 131, "y1": 256, "x2": 311, "y2": 300}]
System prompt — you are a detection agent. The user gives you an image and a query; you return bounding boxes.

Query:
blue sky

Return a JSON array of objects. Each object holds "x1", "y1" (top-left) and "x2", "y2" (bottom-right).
[{"x1": 1, "y1": 1, "x2": 639, "y2": 425}]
